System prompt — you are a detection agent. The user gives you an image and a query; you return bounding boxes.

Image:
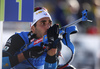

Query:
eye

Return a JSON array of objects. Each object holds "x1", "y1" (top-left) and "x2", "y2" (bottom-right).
[
  {"x1": 49, "y1": 23, "x2": 52, "y2": 25},
  {"x1": 41, "y1": 22, "x2": 45, "y2": 26},
  {"x1": 49, "y1": 21, "x2": 52, "y2": 25}
]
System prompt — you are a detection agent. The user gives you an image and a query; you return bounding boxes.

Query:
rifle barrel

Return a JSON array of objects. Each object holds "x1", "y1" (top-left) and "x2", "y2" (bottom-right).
[{"x1": 61, "y1": 18, "x2": 82, "y2": 29}]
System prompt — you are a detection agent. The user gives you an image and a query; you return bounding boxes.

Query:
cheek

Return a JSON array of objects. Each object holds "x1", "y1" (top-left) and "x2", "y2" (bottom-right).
[
  {"x1": 38, "y1": 27, "x2": 46, "y2": 34},
  {"x1": 35, "y1": 27, "x2": 43, "y2": 34}
]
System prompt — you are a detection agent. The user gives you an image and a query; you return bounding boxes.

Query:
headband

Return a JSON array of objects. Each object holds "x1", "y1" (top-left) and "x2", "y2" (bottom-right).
[{"x1": 30, "y1": 9, "x2": 52, "y2": 27}]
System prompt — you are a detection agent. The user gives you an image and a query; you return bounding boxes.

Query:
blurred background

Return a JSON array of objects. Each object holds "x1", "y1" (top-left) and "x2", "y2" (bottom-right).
[{"x1": 3, "y1": 0, "x2": 100, "y2": 69}]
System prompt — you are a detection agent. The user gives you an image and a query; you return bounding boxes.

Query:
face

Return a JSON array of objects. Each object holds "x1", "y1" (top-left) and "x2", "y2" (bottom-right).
[{"x1": 31, "y1": 17, "x2": 52, "y2": 38}]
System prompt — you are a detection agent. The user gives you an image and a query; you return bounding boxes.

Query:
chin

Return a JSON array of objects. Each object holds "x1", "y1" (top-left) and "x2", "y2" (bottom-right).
[{"x1": 44, "y1": 33, "x2": 47, "y2": 35}]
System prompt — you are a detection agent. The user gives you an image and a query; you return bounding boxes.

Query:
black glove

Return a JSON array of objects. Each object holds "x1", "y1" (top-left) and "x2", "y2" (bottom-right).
[
  {"x1": 47, "y1": 24, "x2": 59, "y2": 49},
  {"x1": 23, "y1": 46, "x2": 44, "y2": 59}
]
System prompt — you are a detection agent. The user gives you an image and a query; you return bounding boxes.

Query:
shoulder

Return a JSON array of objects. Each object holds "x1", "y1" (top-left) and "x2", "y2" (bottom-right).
[
  {"x1": 9, "y1": 34, "x2": 24, "y2": 42},
  {"x1": 4, "y1": 32, "x2": 26, "y2": 48},
  {"x1": 3, "y1": 34, "x2": 25, "y2": 55},
  {"x1": 4, "y1": 34, "x2": 25, "y2": 48},
  {"x1": 16, "y1": 32, "x2": 30, "y2": 44}
]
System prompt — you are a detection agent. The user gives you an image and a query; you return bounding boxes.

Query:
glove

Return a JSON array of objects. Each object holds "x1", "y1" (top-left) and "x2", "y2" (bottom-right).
[
  {"x1": 47, "y1": 24, "x2": 59, "y2": 49},
  {"x1": 23, "y1": 46, "x2": 44, "y2": 59}
]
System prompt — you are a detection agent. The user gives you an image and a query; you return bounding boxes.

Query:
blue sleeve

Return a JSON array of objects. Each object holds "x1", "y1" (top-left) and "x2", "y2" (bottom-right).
[
  {"x1": 2, "y1": 57, "x2": 11, "y2": 69},
  {"x1": 44, "y1": 62, "x2": 57, "y2": 69}
]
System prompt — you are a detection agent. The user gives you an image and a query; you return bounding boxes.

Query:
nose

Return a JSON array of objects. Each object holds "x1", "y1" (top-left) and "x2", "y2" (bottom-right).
[{"x1": 46, "y1": 24, "x2": 50, "y2": 29}]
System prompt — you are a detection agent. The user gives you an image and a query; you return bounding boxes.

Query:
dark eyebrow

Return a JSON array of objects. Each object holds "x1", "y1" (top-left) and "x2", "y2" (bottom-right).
[
  {"x1": 41, "y1": 20, "x2": 52, "y2": 23},
  {"x1": 41, "y1": 20, "x2": 46, "y2": 23},
  {"x1": 49, "y1": 20, "x2": 52, "y2": 22}
]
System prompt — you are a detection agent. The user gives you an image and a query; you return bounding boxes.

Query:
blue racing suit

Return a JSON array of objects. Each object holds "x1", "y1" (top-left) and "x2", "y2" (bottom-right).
[{"x1": 2, "y1": 32, "x2": 58, "y2": 69}]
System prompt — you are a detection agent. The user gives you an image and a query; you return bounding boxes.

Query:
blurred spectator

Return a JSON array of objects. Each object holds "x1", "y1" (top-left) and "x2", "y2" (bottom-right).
[
  {"x1": 54, "y1": 0, "x2": 80, "y2": 27},
  {"x1": 66, "y1": 0, "x2": 80, "y2": 23},
  {"x1": 77, "y1": 0, "x2": 97, "y2": 33},
  {"x1": 87, "y1": 26, "x2": 98, "y2": 34},
  {"x1": 54, "y1": 0, "x2": 68, "y2": 27},
  {"x1": 93, "y1": 0, "x2": 100, "y2": 34}
]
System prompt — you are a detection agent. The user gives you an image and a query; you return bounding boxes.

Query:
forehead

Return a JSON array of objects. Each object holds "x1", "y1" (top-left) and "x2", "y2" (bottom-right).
[{"x1": 37, "y1": 17, "x2": 52, "y2": 22}]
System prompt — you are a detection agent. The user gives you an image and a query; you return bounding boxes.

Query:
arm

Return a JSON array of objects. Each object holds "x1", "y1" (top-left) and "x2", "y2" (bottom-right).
[
  {"x1": 44, "y1": 24, "x2": 60, "y2": 69},
  {"x1": 44, "y1": 41, "x2": 61, "y2": 69},
  {"x1": 2, "y1": 52, "x2": 26, "y2": 69},
  {"x1": 2, "y1": 34, "x2": 45, "y2": 69},
  {"x1": 44, "y1": 48, "x2": 57, "y2": 69},
  {"x1": 2, "y1": 34, "x2": 26, "y2": 68}
]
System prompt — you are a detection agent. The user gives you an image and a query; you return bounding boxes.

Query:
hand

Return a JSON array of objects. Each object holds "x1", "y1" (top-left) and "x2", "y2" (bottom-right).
[
  {"x1": 45, "y1": 24, "x2": 60, "y2": 64},
  {"x1": 23, "y1": 46, "x2": 44, "y2": 59},
  {"x1": 47, "y1": 48, "x2": 57, "y2": 56},
  {"x1": 47, "y1": 24, "x2": 59, "y2": 49}
]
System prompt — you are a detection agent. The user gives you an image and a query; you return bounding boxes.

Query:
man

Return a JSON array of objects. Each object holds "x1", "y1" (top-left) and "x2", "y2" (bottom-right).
[{"x1": 2, "y1": 7, "x2": 61, "y2": 69}]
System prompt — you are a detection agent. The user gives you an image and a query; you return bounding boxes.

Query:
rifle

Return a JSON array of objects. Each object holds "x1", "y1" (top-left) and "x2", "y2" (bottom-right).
[{"x1": 21, "y1": 10, "x2": 92, "y2": 69}]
